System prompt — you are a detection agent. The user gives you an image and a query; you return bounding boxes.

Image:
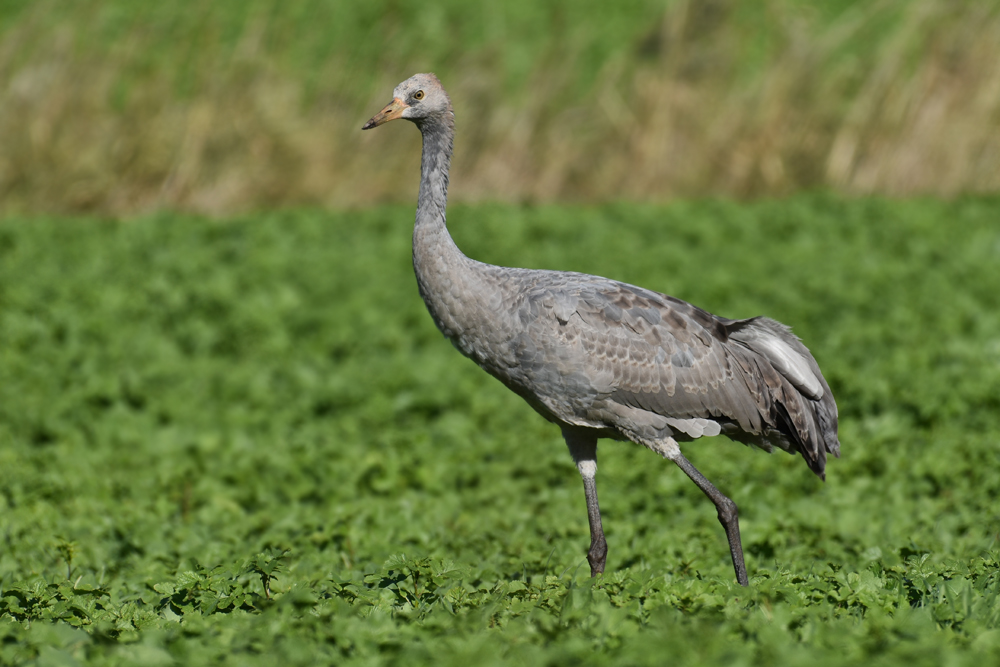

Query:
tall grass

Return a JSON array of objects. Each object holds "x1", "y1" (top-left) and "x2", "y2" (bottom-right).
[{"x1": 1, "y1": 0, "x2": 998, "y2": 215}]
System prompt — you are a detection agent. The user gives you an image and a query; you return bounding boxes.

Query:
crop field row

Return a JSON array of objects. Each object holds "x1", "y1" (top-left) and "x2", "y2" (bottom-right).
[{"x1": 1, "y1": 197, "x2": 999, "y2": 665}]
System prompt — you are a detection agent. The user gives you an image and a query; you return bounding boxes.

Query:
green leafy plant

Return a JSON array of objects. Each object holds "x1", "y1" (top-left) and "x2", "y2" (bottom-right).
[{"x1": 0, "y1": 197, "x2": 999, "y2": 664}]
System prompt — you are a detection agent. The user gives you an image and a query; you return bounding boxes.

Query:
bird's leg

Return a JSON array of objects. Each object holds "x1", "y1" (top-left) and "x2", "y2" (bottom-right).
[
  {"x1": 563, "y1": 429, "x2": 607, "y2": 577},
  {"x1": 670, "y1": 451, "x2": 749, "y2": 587}
]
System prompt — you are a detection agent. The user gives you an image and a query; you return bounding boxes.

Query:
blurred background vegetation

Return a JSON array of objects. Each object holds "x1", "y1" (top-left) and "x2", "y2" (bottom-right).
[{"x1": 1, "y1": 0, "x2": 998, "y2": 216}]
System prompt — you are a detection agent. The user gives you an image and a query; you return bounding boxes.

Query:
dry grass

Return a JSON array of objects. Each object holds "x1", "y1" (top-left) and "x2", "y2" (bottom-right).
[{"x1": 1, "y1": 0, "x2": 998, "y2": 216}]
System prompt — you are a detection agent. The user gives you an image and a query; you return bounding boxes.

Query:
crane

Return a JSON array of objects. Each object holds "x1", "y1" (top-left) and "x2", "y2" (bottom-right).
[{"x1": 362, "y1": 73, "x2": 840, "y2": 586}]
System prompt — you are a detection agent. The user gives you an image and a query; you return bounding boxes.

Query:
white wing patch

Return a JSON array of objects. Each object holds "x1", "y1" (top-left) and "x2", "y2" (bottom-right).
[{"x1": 755, "y1": 335, "x2": 824, "y2": 400}]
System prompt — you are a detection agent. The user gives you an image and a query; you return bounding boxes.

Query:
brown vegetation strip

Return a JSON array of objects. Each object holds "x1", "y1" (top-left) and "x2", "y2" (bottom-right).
[{"x1": 1, "y1": 1, "x2": 999, "y2": 216}]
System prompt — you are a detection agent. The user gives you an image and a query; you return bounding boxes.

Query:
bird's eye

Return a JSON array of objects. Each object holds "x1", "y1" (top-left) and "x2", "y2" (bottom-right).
[{"x1": 413, "y1": 90, "x2": 425, "y2": 100}]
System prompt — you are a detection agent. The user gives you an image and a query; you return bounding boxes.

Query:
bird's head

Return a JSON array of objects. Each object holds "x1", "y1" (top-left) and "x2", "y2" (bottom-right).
[{"x1": 362, "y1": 73, "x2": 452, "y2": 130}]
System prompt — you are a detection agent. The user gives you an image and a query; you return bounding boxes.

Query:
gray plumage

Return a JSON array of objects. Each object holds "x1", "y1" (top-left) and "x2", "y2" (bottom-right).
[{"x1": 363, "y1": 73, "x2": 840, "y2": 586}]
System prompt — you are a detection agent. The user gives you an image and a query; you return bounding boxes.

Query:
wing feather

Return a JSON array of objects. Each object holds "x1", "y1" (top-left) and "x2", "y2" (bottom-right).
[{"x1": 510, "y1": 273, "x2": 838, "y2": 476}]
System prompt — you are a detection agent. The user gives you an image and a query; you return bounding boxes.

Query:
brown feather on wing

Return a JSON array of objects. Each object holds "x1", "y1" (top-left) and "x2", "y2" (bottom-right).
[{"x1": 523, "y1": 277, "x2": 838, "y2": 477}]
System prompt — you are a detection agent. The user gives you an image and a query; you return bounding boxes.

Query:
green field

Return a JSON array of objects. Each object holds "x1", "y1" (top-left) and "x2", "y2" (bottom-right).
[{"x1": 2, "y1": 197, "x2": 999, "y2": 665}]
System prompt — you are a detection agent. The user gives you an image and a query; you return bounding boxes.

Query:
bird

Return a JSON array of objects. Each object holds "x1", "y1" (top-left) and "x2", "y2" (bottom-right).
[{"x1": 362, "y1": 73, "x2": 840, "y2": 586}]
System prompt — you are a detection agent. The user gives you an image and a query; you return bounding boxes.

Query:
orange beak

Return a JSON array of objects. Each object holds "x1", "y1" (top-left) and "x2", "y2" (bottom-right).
[{"x1": 362, "y1": 97, "x2": 408, "y2": 130}]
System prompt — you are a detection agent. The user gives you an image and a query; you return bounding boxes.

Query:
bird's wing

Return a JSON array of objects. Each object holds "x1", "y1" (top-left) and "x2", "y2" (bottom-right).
[{"x1": 515, "y1": 274, "x2": 781, "y2": 443}]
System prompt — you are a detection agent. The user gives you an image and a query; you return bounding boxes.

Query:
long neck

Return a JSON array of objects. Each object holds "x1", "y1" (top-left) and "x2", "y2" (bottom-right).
[
  {"x1": 413, "y1": 115, "x2": 460, "y2": 256},
  {"x1": 411, "y1": 114, "x2": 487, "y2": 342}
]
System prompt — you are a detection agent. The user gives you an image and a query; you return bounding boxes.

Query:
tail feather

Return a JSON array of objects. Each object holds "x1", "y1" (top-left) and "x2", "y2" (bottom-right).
[{"x1": 725, "y1": 316, "x2": 840, "y2": 478}]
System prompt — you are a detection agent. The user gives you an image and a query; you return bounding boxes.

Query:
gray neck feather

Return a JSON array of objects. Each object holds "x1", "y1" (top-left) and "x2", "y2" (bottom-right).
[
  {"x1": 414, "y1": 115, "x2": 458, "y2": 243},
  {"x1": 411, "y1": 111, "x2": 483, "y2": 339}
]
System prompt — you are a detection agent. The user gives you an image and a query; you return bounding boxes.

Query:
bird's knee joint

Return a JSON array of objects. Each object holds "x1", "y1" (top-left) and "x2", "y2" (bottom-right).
[
  {"x1": 577, "y1": 459, "x2": 597, "y2": 480},
  {"x1": 717, "y1": 498, "x2": 739, "y2": 525},
  {"x1": 587, "y1": 536, "x2": 608, "y2": 574}
]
